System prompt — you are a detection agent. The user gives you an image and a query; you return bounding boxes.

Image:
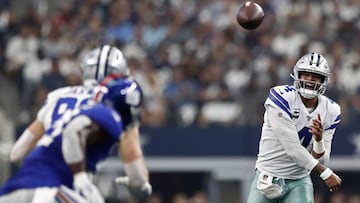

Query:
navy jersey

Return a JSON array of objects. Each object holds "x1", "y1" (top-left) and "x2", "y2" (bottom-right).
[{"x1": 0, "y1": 104, "x2": 123, "y2": 195}]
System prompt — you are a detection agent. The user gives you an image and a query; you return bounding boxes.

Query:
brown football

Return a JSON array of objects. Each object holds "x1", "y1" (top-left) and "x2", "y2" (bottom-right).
[{"x1": 236, "y1": 1, "x2": 264, "y2": 30}]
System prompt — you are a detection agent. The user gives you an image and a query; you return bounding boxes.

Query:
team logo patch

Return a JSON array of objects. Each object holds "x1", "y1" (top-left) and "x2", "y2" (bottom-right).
[
  {"x1": 307, "y1": 116, "x2": 312, "y2": 121},
  {"x1": 262, "y1": 174, "x2": 269, "y2": 181}
]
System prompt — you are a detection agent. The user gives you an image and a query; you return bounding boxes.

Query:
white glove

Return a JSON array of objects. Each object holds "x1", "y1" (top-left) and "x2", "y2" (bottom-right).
[
  {"x1": 73, "y1": 172, "x2": 105, "y2": 203},
  {"x1": 115, "y1": 176, "x2": 152, "y2": 198}
]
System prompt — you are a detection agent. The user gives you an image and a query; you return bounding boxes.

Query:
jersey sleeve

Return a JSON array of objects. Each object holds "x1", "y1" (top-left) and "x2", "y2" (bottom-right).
[
  {"x1": 36, "y1": 89, "x2": 64, "y2": 127},
  {"x1": 80, "y1": 104, "x2": 123, "y2": 141},
  {"x1": 324, "y1": 99, "x2": 341, "y2": 131},
  {"x1": 317, "y1": 99, "x2": 341, "y2": 164},
  {"x1": 36, "y1": 101, "x2": 51, "y2": 125},
  {"x1": 265, "y1": 85, "x2": 296, "y2": 119}
]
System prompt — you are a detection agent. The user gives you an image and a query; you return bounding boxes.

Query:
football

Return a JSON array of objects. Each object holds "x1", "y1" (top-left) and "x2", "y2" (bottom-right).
[{"x1": 236, "y1": 1, "x2": 264, "y2": 30}]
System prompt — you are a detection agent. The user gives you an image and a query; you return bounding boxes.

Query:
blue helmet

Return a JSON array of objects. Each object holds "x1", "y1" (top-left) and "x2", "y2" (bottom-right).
[{"x1": 95, "y1": 74, "x2": 143, "y2": 128}]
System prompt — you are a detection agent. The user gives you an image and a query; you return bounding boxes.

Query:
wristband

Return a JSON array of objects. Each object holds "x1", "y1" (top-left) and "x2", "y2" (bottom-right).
[
  {"x1": 313, "y1": 139, "x2": 325, "y2": 154},
  {"x1": 320, "y1": 168, "x2": 333, "y2": 180}
]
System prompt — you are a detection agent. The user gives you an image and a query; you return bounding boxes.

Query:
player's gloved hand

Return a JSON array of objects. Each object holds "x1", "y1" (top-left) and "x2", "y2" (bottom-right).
[
  {"x1": 115, "y1": 176, "x2": 152, "y2": 198},
  {"x1": 74, "y1": 172, "x2": 105, "y2": 203}
]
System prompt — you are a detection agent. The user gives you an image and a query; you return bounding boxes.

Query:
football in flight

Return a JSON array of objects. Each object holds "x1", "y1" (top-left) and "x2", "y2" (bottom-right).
[{"x1": 236, "y1": 1, "x2": 264, "y2": 30}]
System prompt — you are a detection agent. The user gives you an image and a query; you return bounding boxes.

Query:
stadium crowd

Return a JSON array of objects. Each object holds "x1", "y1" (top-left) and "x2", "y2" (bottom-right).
[
  {"x1": 0, "y1": 0, "x2": 359, "y2": 129},
  {"x1": 0, "y1": 0, "x2": 359, "y2": 202}
]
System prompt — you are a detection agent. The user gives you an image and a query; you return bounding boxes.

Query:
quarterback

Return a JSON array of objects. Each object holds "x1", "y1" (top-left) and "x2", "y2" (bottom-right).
[{"x1": 247, "y1": 53, "x2": 342, "y2": 203}]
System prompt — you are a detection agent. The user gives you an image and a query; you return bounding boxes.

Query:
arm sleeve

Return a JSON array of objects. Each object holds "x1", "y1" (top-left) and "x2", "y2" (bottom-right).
[
  {"x1": 316, "y1": 129, "x2": 333, "y2": 165},
  {"x1": 10, "y1": 129, "x2": 35, "y2": 162},
  {"x1": 317, "y1": 104, "x2": 340, "y2": 164},
  {"x1": 266, "y1": 105, "x2": 319, "y2": 171},
  {"x1": 10, "y1": 119, "x2": 45, "y2": 162}
]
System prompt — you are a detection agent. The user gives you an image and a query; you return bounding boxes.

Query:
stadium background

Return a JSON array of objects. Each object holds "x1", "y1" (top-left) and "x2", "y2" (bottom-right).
[{"x1": 0, "y1": 0, "x2": 359, "y2": 202}]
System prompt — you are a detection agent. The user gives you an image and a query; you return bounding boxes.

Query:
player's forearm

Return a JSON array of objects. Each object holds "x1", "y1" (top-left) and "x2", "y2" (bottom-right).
[
  {"x1": 68, "y1": 162, "x2": 86, "y2": 175},
  {"x1": 119, "y1": 126, "x2": 149, "y2": 185},
  {"x1": 10, "y1": 120, "x2": 45, "y2": 162},
  {"x1": 119, "y1": 126, "x2": 144, "y2": 162}
]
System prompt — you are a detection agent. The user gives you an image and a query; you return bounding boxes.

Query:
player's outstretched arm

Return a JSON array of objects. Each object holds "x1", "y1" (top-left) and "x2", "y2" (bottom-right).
[
  {"x1": 10, "y1": 119, "x2": 45, "y2": 162},
  {"x1": 117, "y1": 124, "x2": 152, "y2": 198}
]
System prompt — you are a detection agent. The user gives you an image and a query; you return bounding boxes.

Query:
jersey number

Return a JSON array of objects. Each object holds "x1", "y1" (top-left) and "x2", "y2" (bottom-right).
[
  {"x1": 298, "y1": 127, "x2": 312, "y2": 147},
  {"x1": 38, "y1": 97, "x2": 88, "y2": 147},
  {"x1": 52, "y1": 98, "x2": 77, "y2": 124}
]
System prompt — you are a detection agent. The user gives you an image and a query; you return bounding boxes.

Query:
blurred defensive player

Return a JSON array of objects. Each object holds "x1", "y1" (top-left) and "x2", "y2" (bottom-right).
[
  {"x1": 10, "y1": 44, "x2": 129, "y2": 162},
  {"x1": 247, "y1": 53, "x2": 342, "y2": 203},
  {"x1": 0, "y1": 75, "x2": 151, "y2": 202}
]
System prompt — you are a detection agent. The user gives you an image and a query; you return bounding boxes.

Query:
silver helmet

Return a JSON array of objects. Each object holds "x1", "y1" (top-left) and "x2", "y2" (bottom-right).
[
  {"x1": 292, "y1": 53, "x2": 331, "y2": 99},
  {"x1": 81, "y1": 45, "x2": 129, "y2": 85}
]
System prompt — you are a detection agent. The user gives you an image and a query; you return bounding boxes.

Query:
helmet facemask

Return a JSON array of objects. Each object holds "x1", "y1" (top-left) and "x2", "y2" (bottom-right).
[{"x1": 292, "y1": 53, "x2": 331, "y2": 99}]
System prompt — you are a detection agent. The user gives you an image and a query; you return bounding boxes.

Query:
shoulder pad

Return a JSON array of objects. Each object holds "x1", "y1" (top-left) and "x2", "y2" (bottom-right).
[{"x1": 266, "y1": 85, "x2": 296, "y2": 118}]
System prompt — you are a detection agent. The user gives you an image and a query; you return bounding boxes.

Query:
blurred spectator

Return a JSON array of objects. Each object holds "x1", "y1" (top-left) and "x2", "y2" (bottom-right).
[
  {"x1": 21, "y1": 48, "x2": 51, "y2": 107},
  {"x1": 329, "y1": 191, "x2": 349, "y2": 203},
  {"x1": 0, "y1": 0, "x2": 359, "y2": 134},
  {"x1": 171, "y1": 192, "x2": 189, "y2": 203},
  {"x1": 141, "y1": 12, "x2": 167, "y2": 51},
  {"x1": 190, "y1": 191, "x2": 208, "y2": 203},
  {"x1": 146, "y1": 193, "x2": 164, "y2": 203},
  {"x1": 105, "y1": 0, "x2": 134, "y2": 44},
  {"x1": 40, "y1": 57, "x2": 66, "y2": 92},
  {"x1": 5, "y1": 22, "x2": 39, "y2": 91},
  {"x1": 133, "y1": 58, "x2": 167, "y2": 127}
]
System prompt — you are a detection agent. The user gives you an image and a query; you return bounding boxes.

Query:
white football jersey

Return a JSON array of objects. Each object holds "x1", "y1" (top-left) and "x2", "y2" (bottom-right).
[
  {"x1": 36, "y1": 86, "x2": 95, "y2": 131},
  {"x1": 255, "y1": 85, "x2": 341, "y2": 179}
]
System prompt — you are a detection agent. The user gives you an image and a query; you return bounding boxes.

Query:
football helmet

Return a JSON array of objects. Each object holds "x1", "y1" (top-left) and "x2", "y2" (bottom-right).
[
  {"x1": 95, "y1": 75, "x2": 143, "y2": 128},
  {"x1": 81, "y1": 45, "x2": 129, "y2": 86},
  {"x1": 291, "y1": 53, "x2": 331, "y2": 99}
]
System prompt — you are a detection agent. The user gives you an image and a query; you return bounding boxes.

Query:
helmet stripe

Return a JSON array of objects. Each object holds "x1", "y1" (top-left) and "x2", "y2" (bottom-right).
[
  {"x1": 95, "y1": 45, "x2": 104, "y2": 80},
  {"x1": 316, "y1": 53, "x2": 321, "y2": 67},
  {"x1": 310, "y1": 53, "x2": 314, "y2": 65},
  {"x1": 104, "y1": 46, "x2": 113, "y2": 77},
  {"x1": 98, "y1": 45, "x2": 111, "y2": 81}
]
